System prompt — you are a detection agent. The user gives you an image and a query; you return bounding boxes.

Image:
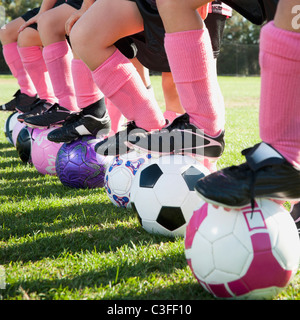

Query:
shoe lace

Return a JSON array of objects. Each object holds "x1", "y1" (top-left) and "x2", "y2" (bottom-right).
[
  {"x1": 20, "y1": 100, "x2": 48, "y2": 116},
  {"x1": 61, "y1": 112, "x2": 82, "y2": 127},
  {"x1": 45, "y1": 103, "x2": 70, "y2": 114},
  {"x1": 227, "y1": 163, "x2": 256, "y2": 216}
]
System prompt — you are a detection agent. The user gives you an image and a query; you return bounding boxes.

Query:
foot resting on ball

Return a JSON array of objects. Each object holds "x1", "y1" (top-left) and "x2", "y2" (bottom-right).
[{"x1": 195, "y1": 142, "x2": 300, "y2": 209}]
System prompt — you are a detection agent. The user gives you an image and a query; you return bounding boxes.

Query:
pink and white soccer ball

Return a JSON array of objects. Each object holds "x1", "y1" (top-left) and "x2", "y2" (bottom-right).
[
  {"x1": 31, "y1": 127, "x2": 63, "y2": 175},
  {"x1": 185, "y1": 199, "x2": 300, "y2": 299}
]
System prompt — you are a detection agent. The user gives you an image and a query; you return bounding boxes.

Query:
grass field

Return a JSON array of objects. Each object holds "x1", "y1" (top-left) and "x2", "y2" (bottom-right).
[{"x1": 0, "y1": 74, "x2": 299, "y2": 302}]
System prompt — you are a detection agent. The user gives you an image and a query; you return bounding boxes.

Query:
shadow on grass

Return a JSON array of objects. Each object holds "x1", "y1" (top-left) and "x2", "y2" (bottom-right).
[
  {"x1": 2, "y1": 250, "x2": 214, "y2": 300},
  {"x1": 0, "y1": 138, "x2": 211, "y2": 301}
]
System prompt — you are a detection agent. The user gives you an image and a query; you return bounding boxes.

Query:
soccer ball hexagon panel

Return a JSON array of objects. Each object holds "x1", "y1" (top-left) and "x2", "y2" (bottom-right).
[{"x1": 130, "y1": 155, "x2": 210, "y2": 237}]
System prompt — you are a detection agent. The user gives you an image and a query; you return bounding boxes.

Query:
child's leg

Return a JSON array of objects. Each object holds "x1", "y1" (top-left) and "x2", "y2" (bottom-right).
[
  {"x1": 259, "y1": 0, "x2": 300, "y2": 169},
  {"x1": 195, "y1": 0, "x2": 300, "y2": 208},
  {"x1": 1, "y1": 18, "x2": 36, "y2": 97},
  {"x1": 70, "y1": 0, "x2": 165, "y2": 131},
  {"x1": 157, "y1": 0, "x2": 225, "y2": 137},
  {"x1": 17, "y1": 27, "x2": 57, "y2": 103},
  {"x1": 38, "y1": 4, "x2": 80, "y2": 111}
]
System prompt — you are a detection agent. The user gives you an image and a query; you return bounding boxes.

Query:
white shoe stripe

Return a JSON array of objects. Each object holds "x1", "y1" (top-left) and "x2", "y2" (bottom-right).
[{"x1": 75, "y1": 125, "x2": 92, "y2": 136}]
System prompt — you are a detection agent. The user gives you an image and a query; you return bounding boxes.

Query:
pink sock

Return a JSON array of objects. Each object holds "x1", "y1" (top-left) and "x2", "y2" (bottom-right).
[
  {"x1": 259, "y1": 22, "x2": 300, "y2": 169},
  {"x1": 71, "y1": 59, "x2": 103, "y2": 109},
  {"x1": 18, "y1": 46, "x2": 57, "y2": 104},
  {"x1": 43, "y1": 41, "x2": 79, "y2": 111},
  {"x1": 92, "y1": 50, "x2": 165, "y2": 131},
  {"x1": 3, "y1": 42, "x2": 36, "y2": 97},
  {"x1": 164, "y1": 29, "x2": 225, "y2": 137},
  {"x1": 105, "y1": 97, "x2": 124, "y2": 136}
]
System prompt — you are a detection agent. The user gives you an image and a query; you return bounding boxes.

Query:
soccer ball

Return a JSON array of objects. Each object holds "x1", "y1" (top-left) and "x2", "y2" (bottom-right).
[
  {"x1": 15, "y1": 126, "x2": 44, "y2": 164},
  {"x1": 104, "y1": 151, "x2": 152, "y2": 208},
  {"x1": 3, "y1": 111, "x2": 19, "y2": 145},
  {"x1": 55, "y1": 136, "x2": 107, "y2": 189},
  {"x1": 185, "y1": 199, "x2": 300, "y2": 299},
  {"x1": 12, "y1": 120, "x2": 26, "y2": 147},
  {"x1": 16, "y1": 126, "x2": 35, "y2": 163},
  {"x1": 130, "y1": 155, "x2": 211, "y2": 237},
  {"x1": 31, "y1": 128, "x2": 63, "y2": 175}
]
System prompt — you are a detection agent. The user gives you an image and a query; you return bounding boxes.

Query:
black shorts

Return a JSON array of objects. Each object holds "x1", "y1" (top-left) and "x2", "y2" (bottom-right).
[
  {"x1": 21, "y1": 7, "x2": 40, "y2": 22},
  {"x1": 221, "y1": 0, "x2": 278, "y2": 24},
  {"x1": 119, "y1": 0, "x2": 169, "y2": 72},
  {"x1": 205, "y1": 13, "x2": 227, "y2": 59},
  {"x1": 21, "y1": 0, "x2": 82, "y2": 30},
  {"x1": 115, "y1": 0, "x2": 227, "y2": 72}
]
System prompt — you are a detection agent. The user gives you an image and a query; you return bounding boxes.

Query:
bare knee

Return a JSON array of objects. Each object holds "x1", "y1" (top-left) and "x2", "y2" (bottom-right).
[
  {"x1": 37, "y1": 11, "x2": 65, "y2": 40},
  {"x1": 0, "y1": 18, "x2": 23, "y2": 44},
  {"x1": 17, "y1": 27, "x2": 42, "y2": 47},
  {"x1": 71, "y1": 23, "x2": 114, "y2": 70},
  {"x1": 0, "y1": 27, "x2": 16, "y2": 44},
  {"x1": 69, "y1": 23, "x2": 88, "y2": 59}
]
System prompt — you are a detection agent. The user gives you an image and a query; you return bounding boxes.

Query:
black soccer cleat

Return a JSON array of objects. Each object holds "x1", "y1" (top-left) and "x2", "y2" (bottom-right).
[
  {"x1": 47, "y1": 110, "x2": 111, "y2": 143},
  {"x1": 24, "y1": 103, "x2": 73, "y2": 128},
  {"x1": 17, "y1": 100, "x2": 53, "y2": 122},
  {"x1": 127, "y1": 113, "x2": 225, "y2": 160},
  {"x1": 95, "y1": 121, "x2": 147, "y2": 156},
  {"x1": 16, "y1": 98, "x2": 42, "y2": 114},
  {"x1": 1, "y1": 90, "x2": 37, "y2": 112},
  {"x1": 195, "y1": 142, "x2": 300, "y2": 209}
]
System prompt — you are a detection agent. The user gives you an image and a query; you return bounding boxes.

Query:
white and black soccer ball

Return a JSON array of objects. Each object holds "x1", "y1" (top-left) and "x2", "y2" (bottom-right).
[
  {"x1": 185, "y1": 199, "x2": 300, "y2": 299},
  {"x1": 12, "y1": 120, "x2": 26, "y2": 147},
  {"x1": 130, "y1": 155, "x2": 210, "y2": 237},
  {"x1": 104, "y1": 151, "x2": 152, "y2": 208},
  {"x1": 3, "y1": 111, "x2": 19, "y2": 145}
]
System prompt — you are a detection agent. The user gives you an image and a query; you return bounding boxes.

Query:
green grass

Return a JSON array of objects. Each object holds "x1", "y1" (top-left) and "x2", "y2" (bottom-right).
[{"x1": 0, "y1": 75, "x2": 299, "y2": 301}]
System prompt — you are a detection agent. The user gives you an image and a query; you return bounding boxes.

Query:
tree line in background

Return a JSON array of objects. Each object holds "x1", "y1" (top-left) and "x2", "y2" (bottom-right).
[
  {"x1": 0, "y1": 1, "x2": 262, "y2": 75},
  {"x1": 218, "y1": 11, "x2": 261, "y2": 75}
]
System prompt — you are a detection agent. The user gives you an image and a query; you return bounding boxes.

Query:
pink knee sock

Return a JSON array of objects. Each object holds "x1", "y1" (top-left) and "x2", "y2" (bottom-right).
[
  {"x1": 92, "y1": 50, "x2": 165, "y2": 131},
  {"x1": 71, "y1": 59, "x2": 103, "y2": 109},
  {"x1": 105, "y1": 97, "x2": 124, "y2": 136},
  {"x1": 259, "y1": 22, "x2": 300, "y2": 169},
  {"x1": 43, "y1": 41, "x2": 79, "y2": 111},
  {"x1": 164, "y1": 28, "x2": 225, "y2": 137},
  {"x1": 3, "y1": 42, "x2": 36, "y2": 97},
  {"x1": 18, "y1": 46, "x2": 57, "y2": 104}
]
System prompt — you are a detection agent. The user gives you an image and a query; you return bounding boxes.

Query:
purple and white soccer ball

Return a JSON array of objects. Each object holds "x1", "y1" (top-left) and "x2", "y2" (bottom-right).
[
  {"x1": 104, "y1": 151, "x2": 152, "y2": 208},
  {"x1": 31, "y1": 127, "x2": 63, "y2": 175},
  {"x1": 55, "y1": 136, "x2": 107, "y2": 189},
  {"x1": 185, "y1": 199, "x2": 300, "y2": 299}
]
